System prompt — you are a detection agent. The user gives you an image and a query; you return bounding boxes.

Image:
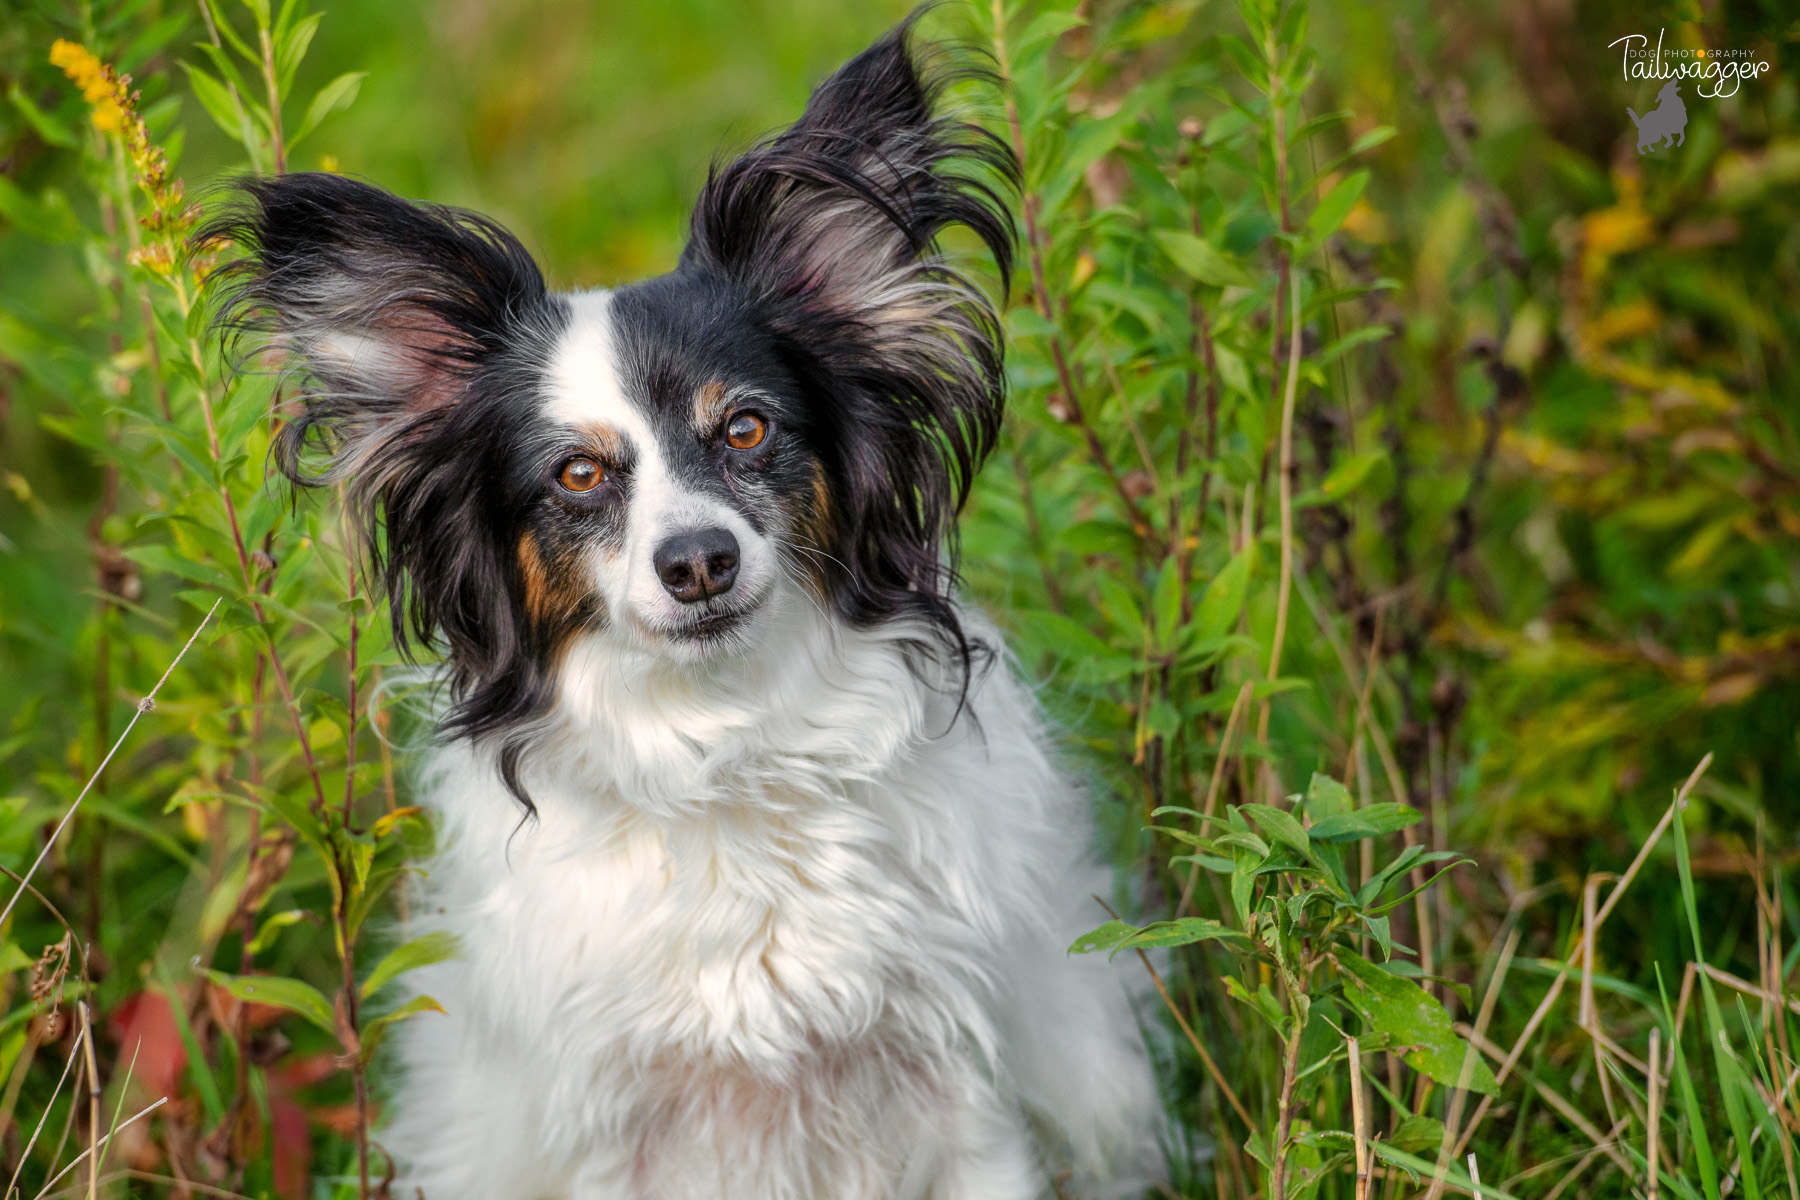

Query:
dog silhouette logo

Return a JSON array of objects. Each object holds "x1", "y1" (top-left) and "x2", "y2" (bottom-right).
[{"x1": 1627, "y1": 80, "x2": 1687, "y2": 153}]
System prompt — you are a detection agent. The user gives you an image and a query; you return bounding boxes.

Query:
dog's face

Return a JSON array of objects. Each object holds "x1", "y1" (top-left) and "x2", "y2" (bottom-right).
[
  {"x1": 220, "y1": 19, "x2": 1014, "y2": 793},
  {"x1": 526, "y1": 284, "x2": 822, "y2": 664}
]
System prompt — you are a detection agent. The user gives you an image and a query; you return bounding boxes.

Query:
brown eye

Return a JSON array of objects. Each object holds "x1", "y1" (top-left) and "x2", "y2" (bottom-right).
[
  {"x1": 558, "y1": 457, "x2": 603, "y2": 493},
  {"x1": 725, "y1": 412, "x2": 767, "y2": 451}
]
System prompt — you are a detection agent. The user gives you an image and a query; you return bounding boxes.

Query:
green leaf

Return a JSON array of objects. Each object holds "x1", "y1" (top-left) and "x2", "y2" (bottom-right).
[
  {"x1": 1154, "y1": 230, "x2": 1254, "y2": 288},
  {"x1": 1114, "y1": 918, "x2": 1248, "y2": 957},
  {"x1": 1658, "y1": 965, "x2": 1721, "y2": 1200},
  {"x1": 1011, "y1": 10, "x2": 1086, "y2": 61},
  {"x1": 7, "y1": 83, "x2": 79, "y2": 147},
  {"x1": 1316, "y1": 326, "x2": 1392, "y2": 367},
  {"x1": 202, "y1": 969, "x2": 334, "y2": 1035},
  {"x1": 1096, "y1": 574, "x2": 1146, "y2": 646},
  {"x1": 0, "y1": 183, "x2": 82, "y2": 251},
  {"x1": 289, "y1": 71, "x2": 366, "y2": 147},
  {"x1": 1386, "y1": 1114, "x2": 1444, "y2": 1153},
  {"x1": 1218, "y1": 33, "x2": 1264, "y2": 83},
  {"x1": 1006, "y1": 306, "x2": 1060, "y2": 339},
  {"x1": 1151, "y1": 557, "x2": 1182, "y2": 652},
  {"x1": 1230, "y1": 849, "x2": 1258, "y2": 924},
  {"x1": 1068, "y1": 919, "x2": 1134, "y2": 956},
  {"x1": 1302, "y1": 169, "x2": 1369, "y2": 253},
  {"x1": 1346, "y1": 125, "x2": 1398, "y2": 157},
  {"x1": 1338, "y1": 949, "x2": 1497, "y2": 1095},
  {"x1": 1243, "y1": 803, "x2": 1310, "y2": 858},
  {"x1": 276, "y1": 10, "x2": 323, "y2": 92},
  {"x1": 1364, "y1": 913, "x2": 1393, "y2": 960},
  {"x1": 1304, "y1": 772, "x2": 1353, "y2": 823},
  {"x1": 246, "y1": 909, "x2": 307, "y2": 956},
  {"x1": 1194, "y1": 545, "x2": 1253, "y2": 641},
  {"x1": 361, "y1": 929, "x2": 460, "y2": 1000},
  {"x1": 1674, "y1": 801, "x2": 1761, "y2": 1200},
  {"x1": 357, "y1": 994, "x2": 446, "y2": 1064},
  {"x1": 1308, "y1": 802, "x2": 1421, "y2": 843},
  {"x1": 181, "y1": 63, "x2": 250, "y2": 146},
  {"x1": 1223, "y1": 973, "x2": 1289, "y2": 1037},
  {"x1": 1369, "y1": 1140, "x2": 1522, "y2": 1200},
  {"x1": 1313, "y1": 449, "x2": 1387, "y2": 502},
  {"x1": 1212, "y1": 344, "x2": 1252, "y2": 399}
]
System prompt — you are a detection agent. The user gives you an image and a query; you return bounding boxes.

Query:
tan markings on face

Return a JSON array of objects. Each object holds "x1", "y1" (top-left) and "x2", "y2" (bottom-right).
[
  {"x1": 517, "y1": 530, "x2": 603, "y2": 658},
  {"x1": 578, "y1": 422, "x2": 627, "y2": 463},
  {"x1": 692, "y1": 380, "x2": 733, "y2": 433},
  {"x1": 517, "y1": 530, "x2": 556, "y2": 626},
  {"x1": 789, "y1": 459, "x2": 836, "y2": 597}
]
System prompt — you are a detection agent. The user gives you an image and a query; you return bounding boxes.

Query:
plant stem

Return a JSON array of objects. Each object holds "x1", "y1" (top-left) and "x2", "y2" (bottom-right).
[
  {"x1": 1350, "y1": 1035, "x2": 1371, "y2": 1200},
  {"x1": 1256, "y1": 22, "x2": 1302, "y2": 796},
  {"x1": 1270, "y1": 982, "x2": 1305, "y2": 1200},
  {"x1": 258, "y1": 24, "x2": 287, "y2": 174},
  {"x1": 339, "y1": 914, "x2": 371, "y2": 1198},
  {"x1": 989, "y1": 0, "x2": 1159, "y2": 549}
]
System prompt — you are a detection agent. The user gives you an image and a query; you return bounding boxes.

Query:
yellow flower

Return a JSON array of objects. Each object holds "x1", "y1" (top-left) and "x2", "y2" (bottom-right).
[{"x1": 48, "y1": 37, "x2": 199, "y2": 251}]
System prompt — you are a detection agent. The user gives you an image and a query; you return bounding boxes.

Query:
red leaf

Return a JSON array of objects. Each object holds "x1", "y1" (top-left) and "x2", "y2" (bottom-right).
[{"x1": 108, "y1": 989, "x2": 186, "y2": 1101}]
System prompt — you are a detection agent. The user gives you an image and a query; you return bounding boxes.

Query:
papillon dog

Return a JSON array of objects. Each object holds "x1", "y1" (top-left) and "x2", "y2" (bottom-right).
[{"x1": 220, "y1": 15, "x2": 1160, "y2": 1200}]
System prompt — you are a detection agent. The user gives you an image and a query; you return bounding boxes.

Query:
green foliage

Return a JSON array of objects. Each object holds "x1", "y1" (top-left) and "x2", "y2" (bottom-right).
[{"x1": 0, "y1": 0, "x2": 1797, "y2": 1196}]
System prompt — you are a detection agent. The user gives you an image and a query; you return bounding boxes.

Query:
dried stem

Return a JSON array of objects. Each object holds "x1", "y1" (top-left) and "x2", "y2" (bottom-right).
[
  {"x1": 1093, "y1": 897, "x2": 1253, "y2": 1132},
  {"x1": 1350, "y1": 1035, "x2": 1371, "y2": 1200},
  {"x1": 0, "y1": 600, "x2": 220, "y2": 928},
  {"x1": 1647, "y1": 1027, "x2": 1662, "y2": 1200},
  {"x1": 1451, "y1": 753, "x2": 1712, "y2": 1159}
]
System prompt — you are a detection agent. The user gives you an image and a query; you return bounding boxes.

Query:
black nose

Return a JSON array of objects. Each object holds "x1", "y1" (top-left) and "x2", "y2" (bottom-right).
[{"x1": 653, "y1": 527, "x2": 740, "y2": 603}]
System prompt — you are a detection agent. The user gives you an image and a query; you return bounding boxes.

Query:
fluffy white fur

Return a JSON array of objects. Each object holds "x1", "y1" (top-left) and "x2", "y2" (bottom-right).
[
  {"x1": 377, "y1": 294, "x2": 1161, "y2": 1199},
  {"x1": 386, "y1": 610, "x2": 1164, "y2": 1198}
]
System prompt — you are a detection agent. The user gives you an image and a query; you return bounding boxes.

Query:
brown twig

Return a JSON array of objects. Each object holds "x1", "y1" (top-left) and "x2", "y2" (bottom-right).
[{"x1": 1092, "y1": 897, "x2": 1253, "y2": 1132}]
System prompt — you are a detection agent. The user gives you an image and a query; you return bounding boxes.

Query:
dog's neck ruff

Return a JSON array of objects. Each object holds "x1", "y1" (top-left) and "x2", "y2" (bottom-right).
[{"x1": 542, "y1": 590, "x2": 941, "y2": 819}]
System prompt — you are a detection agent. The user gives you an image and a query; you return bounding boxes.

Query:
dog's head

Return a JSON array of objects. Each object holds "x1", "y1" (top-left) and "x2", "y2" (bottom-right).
[{"x1": 216, "y1": 18, "x2": 1015, "y2": 797}]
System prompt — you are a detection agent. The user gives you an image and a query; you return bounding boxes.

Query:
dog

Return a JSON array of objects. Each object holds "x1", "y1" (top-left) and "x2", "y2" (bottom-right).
[
  {"x1": 1627, "y1": 80, "x2": 1687, "y2": 154},
  {"x1": 218, "y1": 16, "x2": 1160, "y2": 1200}
]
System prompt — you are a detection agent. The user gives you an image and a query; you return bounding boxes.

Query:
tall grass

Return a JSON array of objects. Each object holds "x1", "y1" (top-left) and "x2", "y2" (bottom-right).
[{"x1": 0, "y1": 0, "x2": 1794, "y2": 1196}]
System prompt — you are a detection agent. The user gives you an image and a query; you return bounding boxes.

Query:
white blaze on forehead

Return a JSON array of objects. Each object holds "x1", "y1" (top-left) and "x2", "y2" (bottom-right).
[{"x1": 544, "y1": 290, "x2": 660, "y2": 459}]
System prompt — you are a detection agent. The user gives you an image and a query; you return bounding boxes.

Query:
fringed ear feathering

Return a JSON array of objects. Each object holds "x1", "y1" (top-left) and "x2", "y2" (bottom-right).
[
  {"x1": 208, "y1": 173, "x2": 569, "y2": 765},
  {"x1": 682, "y1": 14, "x2": 1019, "y2": 674}
]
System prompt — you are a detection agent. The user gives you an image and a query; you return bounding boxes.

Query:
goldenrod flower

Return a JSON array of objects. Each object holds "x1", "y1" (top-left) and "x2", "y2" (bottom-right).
[
  {"x1": 49, "y1": 39, "x2": 126, "y2": 132},
  {"x1": 49, "y1": 38, "x2": 199, "y2": 258}
]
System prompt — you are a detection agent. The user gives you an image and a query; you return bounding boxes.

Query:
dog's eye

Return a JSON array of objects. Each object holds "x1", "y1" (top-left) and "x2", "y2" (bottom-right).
[
  {"x1": 725, "y1": 412, "x2": 767, "y2": 451},
  {"x1": 558, "y1": 457, "x2": 603, "y2": 493}
]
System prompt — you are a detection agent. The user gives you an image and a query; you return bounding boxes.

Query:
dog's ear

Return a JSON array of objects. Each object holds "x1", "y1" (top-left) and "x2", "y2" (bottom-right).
[
  {"x1": 684, "y1": 16, "x2": 1018, "y2": 642},
  {"x1": 213, "y1": 171, "x2": 552, "y2": 486},
  {"x1": 211, "y1": 173, "x2": 562, "y2": 710}
]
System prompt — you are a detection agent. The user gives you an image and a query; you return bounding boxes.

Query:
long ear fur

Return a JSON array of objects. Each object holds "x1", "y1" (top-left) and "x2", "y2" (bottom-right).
[
  {"x1": 682, "y1": 14, "x2": 1019, "y2": 671},
  {"x1": 208, "y1": 172, "x2": 566, "y2": 747}
]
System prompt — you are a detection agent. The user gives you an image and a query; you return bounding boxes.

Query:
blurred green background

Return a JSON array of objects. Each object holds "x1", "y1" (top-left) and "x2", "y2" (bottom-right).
[{"x1": 269, "y1": 0, "x2": 916, "y2": 284}]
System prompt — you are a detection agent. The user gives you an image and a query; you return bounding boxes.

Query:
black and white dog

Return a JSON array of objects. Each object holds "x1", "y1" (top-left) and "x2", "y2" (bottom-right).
[{"x1": 222, "y1": 16, "x2": 1159, "y2": 1199}]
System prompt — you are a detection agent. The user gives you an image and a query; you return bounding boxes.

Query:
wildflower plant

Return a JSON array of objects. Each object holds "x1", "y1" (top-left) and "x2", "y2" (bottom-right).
[{"x1": 4, "y1": 4, "x2": 441, "y2": 1196}]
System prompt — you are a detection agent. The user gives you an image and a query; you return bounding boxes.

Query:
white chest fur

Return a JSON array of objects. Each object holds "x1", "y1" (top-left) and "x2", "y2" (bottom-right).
[{"x1": 384, "y1": 609, "x2": 1159, "y2": 1200}]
